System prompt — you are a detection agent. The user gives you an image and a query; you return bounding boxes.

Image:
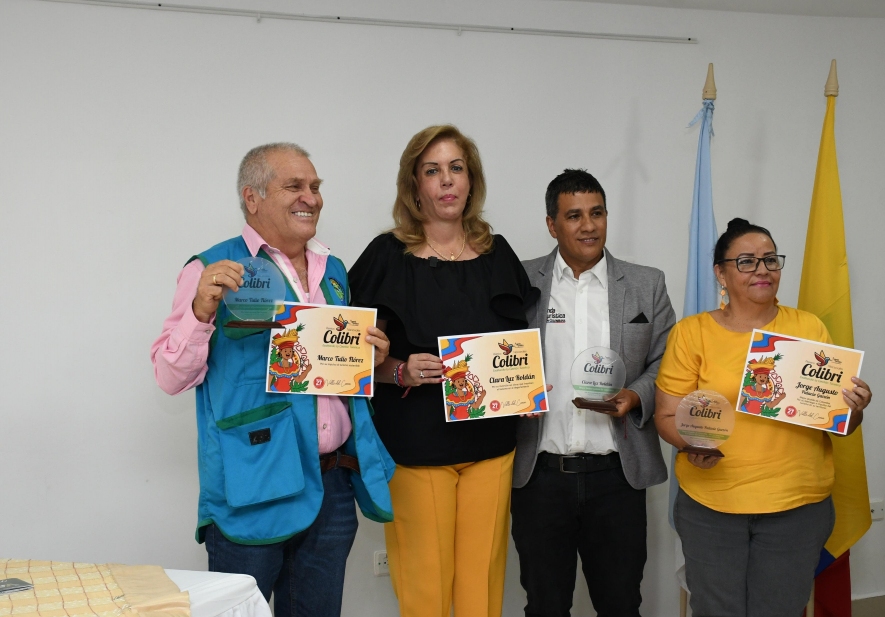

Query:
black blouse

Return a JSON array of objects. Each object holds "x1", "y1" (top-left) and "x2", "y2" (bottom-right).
[{"x1": 348, "y1": 233, "x2": 539, "y2": 466}]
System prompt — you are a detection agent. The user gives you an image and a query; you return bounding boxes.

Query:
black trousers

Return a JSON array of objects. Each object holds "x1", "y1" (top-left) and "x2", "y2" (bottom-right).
[{"x1": 511, "y1": 453, "x2": 647, "y2": 617}]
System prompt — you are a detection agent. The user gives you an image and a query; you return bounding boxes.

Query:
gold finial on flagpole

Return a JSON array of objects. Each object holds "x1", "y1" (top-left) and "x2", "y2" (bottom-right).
[
  {"x1": 825, "y1": 59, "x2": 839, "y2": 97},
  {"x1": 702, "y1": 63, "x2": 717, "y2": 100}
]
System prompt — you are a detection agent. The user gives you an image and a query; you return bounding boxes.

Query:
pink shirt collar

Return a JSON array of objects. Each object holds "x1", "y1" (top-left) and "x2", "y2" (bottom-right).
[
  {"x1": 241, "y1": 224, "x2": 331, "y2": 304},
  {"x1": 241, "y1": 224, "x2": 331, "y2": 258}
]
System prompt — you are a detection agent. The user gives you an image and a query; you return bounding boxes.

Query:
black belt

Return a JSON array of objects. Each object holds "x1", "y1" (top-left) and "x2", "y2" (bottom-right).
[
  {"x1": 319, "y1": 451, "x2": 360, "y2": 474},
  {"x1": 537, "y1": 451, "x2": 621, "y2": 474}
]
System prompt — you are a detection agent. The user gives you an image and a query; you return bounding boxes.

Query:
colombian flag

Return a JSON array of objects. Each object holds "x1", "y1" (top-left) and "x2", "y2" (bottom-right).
[{"x1": 798, "y1": 60, "x2": 870, "y2": 617}]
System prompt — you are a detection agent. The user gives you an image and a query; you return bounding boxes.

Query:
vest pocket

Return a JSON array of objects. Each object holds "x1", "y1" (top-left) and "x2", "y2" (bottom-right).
[{"x1": 217, "y1": 402, "x2": 305, "y2": 508}]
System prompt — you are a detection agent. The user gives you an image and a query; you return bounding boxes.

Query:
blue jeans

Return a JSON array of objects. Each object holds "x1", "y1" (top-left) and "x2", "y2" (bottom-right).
[{"x1": 205, "y1": 467, "x2": 359, "y2": 617}]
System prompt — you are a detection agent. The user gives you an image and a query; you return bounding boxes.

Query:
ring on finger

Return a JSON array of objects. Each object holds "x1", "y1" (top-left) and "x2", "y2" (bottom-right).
[
  {"x1": 420, "y1": 370, "x2": 425, "y2": 379},
  {"x1": 213, "y1": 274, "x2": 218, "y2": 285}
]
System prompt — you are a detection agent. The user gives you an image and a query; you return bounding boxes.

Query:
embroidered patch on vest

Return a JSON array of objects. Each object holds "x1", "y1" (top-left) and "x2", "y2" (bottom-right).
[
  {"x1": 249, "y1": 428, "x2": 271, "y2": 445},
  {"x1": 329, "y1": 278, "x2": 345, "y2": 301}
]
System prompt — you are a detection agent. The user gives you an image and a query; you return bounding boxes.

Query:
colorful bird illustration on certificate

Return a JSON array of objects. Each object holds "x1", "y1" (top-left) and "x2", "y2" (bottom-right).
[
  {"x1": 437, "y1": 329, "x2": 548, "y2": 422},
  {"x1": 267, "y1": 302, "x2": 377, "y2": 397},
  {"x1": 738, "y1": 329, "x2": 864, "y2": 435}
]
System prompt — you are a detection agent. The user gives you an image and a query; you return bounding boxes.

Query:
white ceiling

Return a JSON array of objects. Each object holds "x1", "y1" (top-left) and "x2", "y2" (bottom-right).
[{"x1": 556, "y1": 0, "x2": 885, "y2": 19}]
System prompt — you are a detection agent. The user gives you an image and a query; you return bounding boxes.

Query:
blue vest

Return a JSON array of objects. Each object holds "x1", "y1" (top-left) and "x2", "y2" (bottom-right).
[{"x1": 192, "y1": 236, "x2": 394, "y2": 544}]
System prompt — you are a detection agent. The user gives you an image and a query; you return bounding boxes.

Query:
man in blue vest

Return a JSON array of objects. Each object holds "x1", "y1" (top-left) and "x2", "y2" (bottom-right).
[{"x1": 152, "y1": 143, "x2": 395, "y2": 617}]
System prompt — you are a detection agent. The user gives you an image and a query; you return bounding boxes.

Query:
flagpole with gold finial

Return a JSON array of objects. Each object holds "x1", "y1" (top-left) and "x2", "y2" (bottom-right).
[
  {"x1": 678, "y1": 61, "x2": 719, "y2": 617},
  {"x1": 805, "y1": 56, "x2": 837, "y2": 617},
  {"x1": 702, "y1": 63, "x2": 716, "y2": 100},
  {"x1": 800, "y1": 56, "x2": 872, "y2": 617},
  {"x1": 824, "y1": 59, "x2": 838, "y2": 97}
]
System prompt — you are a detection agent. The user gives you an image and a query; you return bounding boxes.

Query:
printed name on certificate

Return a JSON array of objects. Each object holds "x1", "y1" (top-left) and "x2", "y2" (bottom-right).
[
  {"x1": 737, "y1": 329, "x2": 863, "y2": 435},
  {"x1": 267, "y1": 303, "x2": 377, "y2": 397},
  {"x1": 437, "y1": 329, "x2": 548, "y2": 422}
]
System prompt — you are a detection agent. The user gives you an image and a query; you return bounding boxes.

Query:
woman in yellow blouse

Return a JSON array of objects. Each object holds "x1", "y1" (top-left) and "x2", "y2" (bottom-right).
[{"x1": 654, "y1": 218, "x2": 871, "y2": 617}]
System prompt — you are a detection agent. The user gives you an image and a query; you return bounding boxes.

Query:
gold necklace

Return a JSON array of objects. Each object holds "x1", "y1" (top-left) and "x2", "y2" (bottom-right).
[{"x1": 426, "y1": 234, "x2": 467, "y2": 261}]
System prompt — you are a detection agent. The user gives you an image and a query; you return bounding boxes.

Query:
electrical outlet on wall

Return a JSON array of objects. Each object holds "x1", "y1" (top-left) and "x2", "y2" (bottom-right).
[
  {"x1": 373, "y1": 550, "x2": 389, "y2": 576},
  {"x1": 870, "y1": 498, "x2": 884, "y2": 521}
]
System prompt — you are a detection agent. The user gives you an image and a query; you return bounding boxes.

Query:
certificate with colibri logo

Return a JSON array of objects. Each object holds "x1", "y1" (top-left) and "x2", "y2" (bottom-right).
[
  {"x1": 437, "y1": 329, "x2": 548, "y2": 422},
  {"x1": 738, "y1": 329, "x2": 864, "y2": 435},
  {"x1": 267, "y1": 302, "x2": 377, "y2": 397}
]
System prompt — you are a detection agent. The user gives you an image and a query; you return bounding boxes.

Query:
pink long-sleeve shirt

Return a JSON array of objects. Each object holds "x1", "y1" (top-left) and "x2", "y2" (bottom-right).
[{"x1": 150, "y1": 224, "x2": 352, "y2": 454}]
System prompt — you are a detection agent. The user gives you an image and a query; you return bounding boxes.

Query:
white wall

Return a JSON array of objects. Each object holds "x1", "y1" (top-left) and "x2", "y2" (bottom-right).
[{"x1": 1, "y1": 0, "x2": 882, "y2": 614}]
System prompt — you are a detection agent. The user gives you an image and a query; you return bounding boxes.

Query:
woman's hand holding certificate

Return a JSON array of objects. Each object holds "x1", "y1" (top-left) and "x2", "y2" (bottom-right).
[
  {"x1": 739, "y1": 330, "x2": 866, "y2": 435},
  {"x1": 437, "y1": 329, "x2": 548, "y2": 422}
]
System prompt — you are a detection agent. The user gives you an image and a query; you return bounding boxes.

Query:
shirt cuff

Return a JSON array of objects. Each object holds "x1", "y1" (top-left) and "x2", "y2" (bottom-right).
[{"x1": 178, "y1": 304, "x2": 216, "y2": 342}]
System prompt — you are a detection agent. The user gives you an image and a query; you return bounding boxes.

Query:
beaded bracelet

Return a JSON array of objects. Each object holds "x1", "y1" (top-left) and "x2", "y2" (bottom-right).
[{"x1": 393, "y1": 362, "x2": 406, "y2": 387}]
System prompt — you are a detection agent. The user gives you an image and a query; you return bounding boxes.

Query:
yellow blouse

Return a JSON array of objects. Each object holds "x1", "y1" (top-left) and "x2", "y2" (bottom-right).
[{"x1": 656, "y1": 306, "x2": 834, "y2": 514}]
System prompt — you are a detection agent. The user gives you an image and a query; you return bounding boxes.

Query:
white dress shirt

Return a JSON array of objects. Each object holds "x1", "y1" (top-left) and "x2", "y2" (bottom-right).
[{"x1": 539, "y1": 250, "x2": 618, "y2": 455}]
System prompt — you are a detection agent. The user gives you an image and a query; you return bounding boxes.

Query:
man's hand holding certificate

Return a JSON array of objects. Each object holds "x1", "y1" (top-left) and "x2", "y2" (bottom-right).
[{"x1": 268, "y1": 303, "x2": 377, "y2": 396}]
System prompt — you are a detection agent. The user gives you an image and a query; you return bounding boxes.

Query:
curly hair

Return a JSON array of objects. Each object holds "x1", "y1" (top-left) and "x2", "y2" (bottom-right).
[{"x1": 391, "y1": 125, "x2": 494, "y2": 255}]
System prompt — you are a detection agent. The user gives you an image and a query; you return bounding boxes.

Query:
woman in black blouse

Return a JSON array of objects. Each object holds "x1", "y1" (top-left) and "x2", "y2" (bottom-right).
[{"x1": 349, "y1": 125, "x2": 537, "y2": 617}]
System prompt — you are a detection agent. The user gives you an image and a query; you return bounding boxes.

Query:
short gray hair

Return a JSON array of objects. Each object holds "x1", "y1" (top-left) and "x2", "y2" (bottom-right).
[{"x1": 237, "y1": 142, "x2": 310, "y2": 216}]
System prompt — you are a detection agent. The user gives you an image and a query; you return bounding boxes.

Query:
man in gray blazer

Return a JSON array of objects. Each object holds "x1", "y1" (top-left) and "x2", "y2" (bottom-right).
[{"x1": 511, "y1": 169, "x2": 676, "y2": 617}]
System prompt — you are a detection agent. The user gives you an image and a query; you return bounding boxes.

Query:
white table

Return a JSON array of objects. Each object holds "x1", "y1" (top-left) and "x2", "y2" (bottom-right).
[{"x1": 165, "y1": 570, "x2": 272, "y2": 617}]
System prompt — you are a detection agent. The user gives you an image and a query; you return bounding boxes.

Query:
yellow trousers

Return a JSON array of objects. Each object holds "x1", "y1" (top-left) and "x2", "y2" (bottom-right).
[{"x1": 384, "y1": 451, "x2": 514, "y2": 617}]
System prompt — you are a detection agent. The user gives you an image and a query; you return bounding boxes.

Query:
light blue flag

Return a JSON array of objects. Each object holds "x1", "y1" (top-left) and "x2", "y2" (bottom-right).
[
  {"x1": 668, "y1": 99, "x2": 719, "y2": 527},
  {"x1": 683, "y1": 99, "x2": 720, "y2": 317}
]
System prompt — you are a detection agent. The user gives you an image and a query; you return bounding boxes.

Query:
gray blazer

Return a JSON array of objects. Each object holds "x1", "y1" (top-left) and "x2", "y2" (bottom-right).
[{"x1": 512, "y1": 247, "x2": 677, "y2": 490}]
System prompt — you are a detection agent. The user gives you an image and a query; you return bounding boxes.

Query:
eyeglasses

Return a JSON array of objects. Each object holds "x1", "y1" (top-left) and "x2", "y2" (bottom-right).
[{"x1": 717, "y1": 255, "x2": 786, "y2": 272}]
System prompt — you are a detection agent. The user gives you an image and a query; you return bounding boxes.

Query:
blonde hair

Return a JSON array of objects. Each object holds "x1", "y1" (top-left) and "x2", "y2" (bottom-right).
[{"x1": 391, "y1": 125, "x2": 494, "y2": 254}]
